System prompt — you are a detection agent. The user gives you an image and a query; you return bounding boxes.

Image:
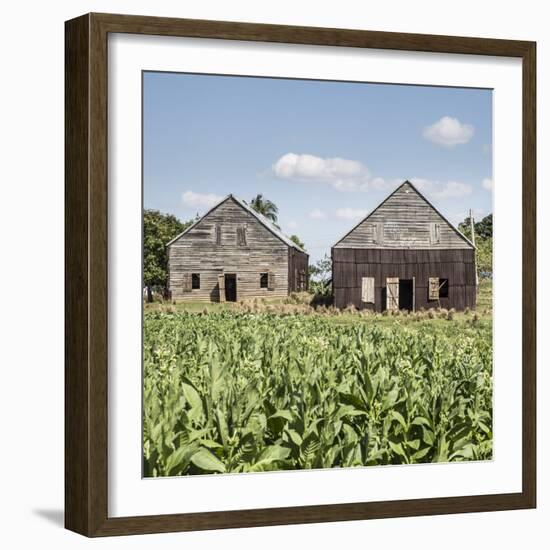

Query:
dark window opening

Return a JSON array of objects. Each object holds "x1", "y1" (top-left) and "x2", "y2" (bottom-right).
[
  {"x1": 192, "y1": 273, "x2": 200, "y2": 289},
  {"x1": 260, "y1": 273, "x2": 268, "y2": 288},
  {"x1": 439, "y1": 278, "x2": 449, "y2": 298}
]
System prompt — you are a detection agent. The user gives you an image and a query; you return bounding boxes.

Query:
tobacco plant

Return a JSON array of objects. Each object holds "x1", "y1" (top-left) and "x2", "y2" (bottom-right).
[{"x1": 143, "y1": 311, "x2": 492, "y2": 476}]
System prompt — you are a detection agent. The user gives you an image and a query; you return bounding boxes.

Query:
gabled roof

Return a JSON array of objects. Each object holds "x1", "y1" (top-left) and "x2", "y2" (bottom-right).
[
  {"x1": 166, "y1": 194, "x2": 307, "y2": 253},
  {"x1": 332, "y1": 180, "x2": 475, "y2": 249}
]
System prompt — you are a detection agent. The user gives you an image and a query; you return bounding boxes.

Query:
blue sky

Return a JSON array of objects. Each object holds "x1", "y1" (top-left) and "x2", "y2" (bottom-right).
[{"x1": 143, "y1": 72, "x2": 492, "y2": 262}]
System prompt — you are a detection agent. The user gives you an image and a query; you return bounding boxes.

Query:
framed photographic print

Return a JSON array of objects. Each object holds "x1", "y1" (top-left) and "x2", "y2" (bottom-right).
[{"x1": 65, "y1": 13, "x2": 536, "y2": 537}]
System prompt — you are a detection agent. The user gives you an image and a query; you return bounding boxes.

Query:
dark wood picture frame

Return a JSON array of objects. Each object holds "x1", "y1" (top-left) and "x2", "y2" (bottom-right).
[{"x1": 65, "y1": 12, "x2": 536, "y2": 537}]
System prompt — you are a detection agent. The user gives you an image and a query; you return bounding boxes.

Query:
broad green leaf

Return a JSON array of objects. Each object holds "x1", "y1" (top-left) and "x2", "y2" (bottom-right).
[
  {"x1": 391, "y1": 411, "x2": 408, "y2": 431},
  {"x1": 286, "y1": 429, "x2": 303, "y2": 446},
  {"x1": 269, "y1": 410, "x2": 293, "y2": 422},
  {"x1": 410, "y1": 446, "x2": 431, "y2": 462},
  {"x1": 190, "y1": 448, "x2": 226, "y2": 473},
  {"x1": 250, "y1": 445, "x2": 291, "y2": 471},
  {"x1": 388, "y1": 441, "x2": 407, "y2": 460}
]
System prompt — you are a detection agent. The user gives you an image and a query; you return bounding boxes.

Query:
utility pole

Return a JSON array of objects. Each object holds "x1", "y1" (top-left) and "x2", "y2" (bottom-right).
[{"x1": 469, "y1": 209, "x2": 479, "y2": 286}]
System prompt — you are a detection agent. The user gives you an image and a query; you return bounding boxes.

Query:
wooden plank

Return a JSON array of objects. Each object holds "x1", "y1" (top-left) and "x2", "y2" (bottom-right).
[
  {"x1": 430, "y1": 250, "x2": 441, "y2": 263},
  {"x1": 268, "y1": 270, "x2": 275, "y2": 291},
  {"x1": 373, "y1": 221, "x2": 384, "y2": 244},
  {"x1": 332, "y1": 248, "x2": 355, "y2": 263},
  {"x1": 381, "y1": 251, "x2": 393, "y2": 264},
  {"x1": 182, "y1": 272, "x2": 192, "y2": 292},
  {"x1": 429, "y1": 222, "x2": 440, "y2": 244},
  {"x1": 345, "y1": 263, "x2": 357, "y2": 287},
  {"x1": 370, "y1": 249, "x2": 381, "y2": 263},
  {"x1": 354, "y1": 249, "x2": 369, "y2": 263},
  {"x1": 386, "y1": 277, "x2": 399, "y2": 311},
  {"x1": 465, "y1": 262, "x2": 477, "y2": 285},
  {"x1": 236, "y1": 226, "x2": 247, "y2": 246},
  {"x1": 217, "y1": 273, "x2": 225, "y2": 302},
  {"x1": 429, "y1": 277, "x2": 439, "y2": 300}
]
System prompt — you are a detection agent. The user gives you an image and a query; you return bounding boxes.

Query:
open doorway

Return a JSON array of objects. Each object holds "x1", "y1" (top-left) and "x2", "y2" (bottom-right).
[
  {"x1": 224, "y1": 273, "x2": 237, "y2": 302},
  {"x1": 398, "y1": 279, "x2": 414, "y2": 311}
]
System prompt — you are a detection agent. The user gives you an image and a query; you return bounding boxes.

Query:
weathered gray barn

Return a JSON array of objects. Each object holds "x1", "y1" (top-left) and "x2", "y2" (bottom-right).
[
  {"x1": 331, "y1": 181, "x2": 476, "y2": 311},
  {"x1": 167, "y1": 195, "x2": 308, "y2": 302}
]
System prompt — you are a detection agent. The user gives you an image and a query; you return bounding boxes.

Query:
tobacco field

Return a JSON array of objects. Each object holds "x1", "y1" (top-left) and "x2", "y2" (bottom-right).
[{"x1": 143, "y1": 311, "x2": 493, "y2": 476}]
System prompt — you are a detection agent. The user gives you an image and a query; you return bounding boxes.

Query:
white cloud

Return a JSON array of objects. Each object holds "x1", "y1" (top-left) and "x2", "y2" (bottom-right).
[
  {"x1": 335, "y1": 207, "x2": 369, "y2": 220},
  {"x1": 286, "y1": 220, "x2": 298, "y2": 229},
  {"x1": 274, "y1": 152, "x2": 367, "y2": 181},
  {"x1": 410, "y1": 177, "x2": 472, "y2": 199},
  {"x1": 273, "y1": 152, "x2": 395, "y2": 192},
  {"x1": 482, "y1": 178, "x2": 493, "y2": 191},
  {"x1": 422, "y1": 116, "x2": 474, "y2": 148},
  {"x1": 309, "y1": 208, "x2": 326, "y2": 220},
  {"x1": 181, "y1": 190, "x2": 224, "y2": 210}
]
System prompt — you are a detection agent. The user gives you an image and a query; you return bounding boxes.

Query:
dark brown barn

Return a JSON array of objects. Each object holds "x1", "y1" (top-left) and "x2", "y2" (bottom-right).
[
  {"x1": 331, "y1": 181, "x2": 476, "y2": 312},
  {"x1": 167, "y1": 195, "x2": 308, "y2": 302}
]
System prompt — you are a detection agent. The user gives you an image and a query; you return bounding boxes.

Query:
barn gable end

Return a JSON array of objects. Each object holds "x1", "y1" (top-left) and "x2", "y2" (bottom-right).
[
  {"x1": 167, "y1": 195, "x2": 308, "y2": 302},
  {"x1": 331, "y1": 180, "x2": 477, "y2": 312},
  {"x1": 333, "y1": 181, "x2": 474, "y2": 250}
]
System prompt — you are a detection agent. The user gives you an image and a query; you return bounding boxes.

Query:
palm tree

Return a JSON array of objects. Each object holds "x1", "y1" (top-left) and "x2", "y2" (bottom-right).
[
  {"x1": 289, "y1": 234, "x2": 305, "y2": 250},
  {"x1": 249, "y1": 194, "x2": 279, "y2": 224}
]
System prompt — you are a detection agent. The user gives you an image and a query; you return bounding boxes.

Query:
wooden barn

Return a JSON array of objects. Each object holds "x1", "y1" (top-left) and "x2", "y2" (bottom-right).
[
  {"x1": 331, "y1": 180, "x2": 476, "y2": 312},
  {"x1": 167, "y1": 195, "x2": 308, "y2": 302}
]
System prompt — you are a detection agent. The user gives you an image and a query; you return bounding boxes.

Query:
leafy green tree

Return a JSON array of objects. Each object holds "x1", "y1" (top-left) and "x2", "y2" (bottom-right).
[
  {"x1": 289, "y1": 234, "x2": 306, "y2": 250},
  {"x1": 308, "y1": 254, "x2": 332, "y2": 296},
  {"x1": 249, "y1": 194, "x2": 279, "y2": 224},
  {"x1": 143, "y1": 209, "x2": 192, "y2": 302},
  {"x1": 458, "y1": 213, "x2": 493, "y2": 241},
  {"x1": 475, "y1": 214, "x2": 493, "y2": 239},
  {"x1": 458, "y1": 213, "x2": 493, "y2": 279}
]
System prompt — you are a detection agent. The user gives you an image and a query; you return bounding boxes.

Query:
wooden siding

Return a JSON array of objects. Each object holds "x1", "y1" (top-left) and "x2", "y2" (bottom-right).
[
  {"x1": 332, "y1": 248, "x2": 476, "y2": 311},
  {"x1": 168, "y1": 198, "x2": 291, "y2": 301},
  {"x1": 334, "y1": 182, "x2": 472, "y2": 250},
  {"x1": 288, "y1": 248, "x2": 309, "y2": 293}
]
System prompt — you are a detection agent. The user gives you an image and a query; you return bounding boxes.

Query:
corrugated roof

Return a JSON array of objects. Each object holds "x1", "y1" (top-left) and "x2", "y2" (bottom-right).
[{"x1": 166, "y1": 194, "x2": 307, "y2": 253}]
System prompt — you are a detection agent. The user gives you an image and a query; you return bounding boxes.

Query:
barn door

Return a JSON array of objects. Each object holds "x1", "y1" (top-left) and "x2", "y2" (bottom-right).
[
  {"x1": 412, "y1": 276, "x2": 416, "y2": 311},
  {"x1": 386, "y1": 277, "x2": 399, "y2": 311},
  {"x1": 218, "y1": 273, "x2": 225, "y2": 302}
]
